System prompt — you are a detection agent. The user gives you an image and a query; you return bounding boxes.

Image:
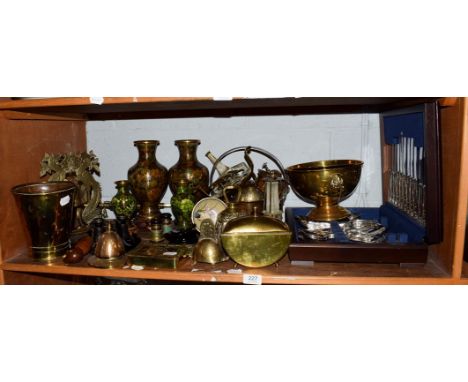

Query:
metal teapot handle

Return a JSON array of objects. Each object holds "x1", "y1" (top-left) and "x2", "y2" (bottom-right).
[{"x1": 222, "y1": 185, "x2": 241, "y2": 204}]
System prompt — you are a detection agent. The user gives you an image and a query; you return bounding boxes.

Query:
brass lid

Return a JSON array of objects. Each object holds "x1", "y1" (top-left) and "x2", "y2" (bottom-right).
[{"x1": 222, "y1": 215, "x2": 290, "y2": 234}]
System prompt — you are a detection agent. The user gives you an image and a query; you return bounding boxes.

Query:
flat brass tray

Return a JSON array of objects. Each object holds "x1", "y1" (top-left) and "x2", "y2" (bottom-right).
[{"x1": 126, "y1": 241, "x2": 194, "y2": 269}]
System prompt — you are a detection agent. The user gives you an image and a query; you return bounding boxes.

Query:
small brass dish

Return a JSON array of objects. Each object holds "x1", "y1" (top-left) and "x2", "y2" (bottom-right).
[{"x1": 286, "y1": 159, "x2": 363, "y2": 221}]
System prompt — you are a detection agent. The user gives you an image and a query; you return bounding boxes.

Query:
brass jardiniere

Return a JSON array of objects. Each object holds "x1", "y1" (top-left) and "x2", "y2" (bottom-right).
[{"x1": 11, "y1": 181, "x2": 76, "y2": 261}]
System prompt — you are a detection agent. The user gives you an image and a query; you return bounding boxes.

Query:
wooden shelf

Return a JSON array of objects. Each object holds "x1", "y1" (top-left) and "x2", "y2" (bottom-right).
[
  {"x1": 0, "y1": 252, "x2": 452, "y2": 285},
  {"x1": 1, "y1": 96, "x2": 466, "y2": 285},
  {"x1": 0, "y1": 97, "x2": 441, "y2": 121}
]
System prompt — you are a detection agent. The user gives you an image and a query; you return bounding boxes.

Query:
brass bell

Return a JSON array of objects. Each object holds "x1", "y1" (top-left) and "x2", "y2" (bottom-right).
[
  {"x1": 193, "y1": 219, "x2": 228, "y2": 264},
  {"x1": 193, "y1": 238, "x2": 227, "y2": 264}
]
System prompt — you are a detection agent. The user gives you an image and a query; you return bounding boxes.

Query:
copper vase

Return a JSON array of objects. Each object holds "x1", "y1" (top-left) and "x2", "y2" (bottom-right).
[
  {"x1": 168, "y1": 139, "x2": 209, "y2": 202},
  {"x1": 128, "y1": 140, "x2": 168, "y2": 222}
]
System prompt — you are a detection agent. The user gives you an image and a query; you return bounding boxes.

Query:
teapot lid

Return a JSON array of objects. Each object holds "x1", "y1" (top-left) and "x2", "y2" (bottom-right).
[{"x1": 222, "y1": 214, "x2": 290, "y2": 234}]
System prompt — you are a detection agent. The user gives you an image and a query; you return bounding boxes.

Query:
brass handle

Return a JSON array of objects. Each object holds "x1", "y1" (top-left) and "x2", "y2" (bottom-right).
[{"x1": 223, "y1": 185, "x2": 241, "y2": 203}]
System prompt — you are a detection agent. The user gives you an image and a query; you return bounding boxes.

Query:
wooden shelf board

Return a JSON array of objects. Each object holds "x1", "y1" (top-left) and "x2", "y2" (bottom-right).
[
  {"x1": 0, "y1": 97, "x2": 441, "y2": 120},
  {"x1": 1, "y1": 252, "x2": 452, "y2": 285},
  {"x1": 0, "y1": 97, "x2": 213, "y2": 109}
]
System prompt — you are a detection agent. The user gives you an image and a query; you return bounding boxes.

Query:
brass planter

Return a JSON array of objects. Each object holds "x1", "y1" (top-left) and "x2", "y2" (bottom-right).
[
  {"x1": 286, "y1": 160, "x2": 363, "y2": 221},
  {"x1": 11, "y1": 181, "x2": 76, "y2": 261}
]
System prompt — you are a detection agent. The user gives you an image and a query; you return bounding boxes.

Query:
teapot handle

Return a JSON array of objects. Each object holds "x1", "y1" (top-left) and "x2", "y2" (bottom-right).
[
  {"x1": 223, "y1": 185, "x2": 241, "y2": 203},
  {"x1": 243, "y1": 147, "x2": 256, "y2": 182}
]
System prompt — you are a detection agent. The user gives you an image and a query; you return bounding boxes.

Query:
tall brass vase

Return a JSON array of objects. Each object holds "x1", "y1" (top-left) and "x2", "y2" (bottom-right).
[
  {"x1": 168, "y1": 139, "x2": 209, "y2": 202},
  {"x1": 128, "y1": 140, "x2": 168, "y2": 222}
]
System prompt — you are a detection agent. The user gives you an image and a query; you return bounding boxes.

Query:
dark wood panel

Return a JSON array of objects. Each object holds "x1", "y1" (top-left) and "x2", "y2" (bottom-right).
[
  {"x1": 0, "y1": 97, "x2": 441, "y2": 120},
  {"x1": 0, "y1": 118, "x2": 86, "y2": 266},
  {"x1": 424, "y1": 102, "x2": 443, "y2": 243}
]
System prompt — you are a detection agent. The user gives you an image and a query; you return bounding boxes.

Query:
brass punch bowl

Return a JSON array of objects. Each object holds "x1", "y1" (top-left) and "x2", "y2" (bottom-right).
[{"x1": 286, "y1": 159, "x2": 363, "y2": 221}]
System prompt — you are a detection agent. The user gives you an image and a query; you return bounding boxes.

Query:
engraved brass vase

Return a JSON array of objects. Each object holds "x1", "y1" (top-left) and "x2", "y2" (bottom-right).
[
  {"x1": 286, "y1": 159, "x2": 363, "y2": 221},
  {"x1": 11, "y1": 181, "x2": 76, "y2": 261}
]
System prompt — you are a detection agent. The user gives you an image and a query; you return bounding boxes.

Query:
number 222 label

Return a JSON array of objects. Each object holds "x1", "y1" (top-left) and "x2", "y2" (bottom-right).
[{"x1": 243, "y1": 274, "x2": 262, "y2": 285}]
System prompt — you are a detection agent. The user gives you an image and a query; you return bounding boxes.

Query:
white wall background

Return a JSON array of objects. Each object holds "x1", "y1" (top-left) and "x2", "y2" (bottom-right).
[{"x1": 86, "y1": 114, "x2": 382, "y2": 208}]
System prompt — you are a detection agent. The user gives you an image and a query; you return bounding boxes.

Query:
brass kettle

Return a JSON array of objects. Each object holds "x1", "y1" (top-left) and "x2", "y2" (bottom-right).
[
  {"x1": 220, "y1": 207, "x2": 291, "y2": 268},
  {"x1": 95, "y1": 221, "x2": 125, "y2": 259}
]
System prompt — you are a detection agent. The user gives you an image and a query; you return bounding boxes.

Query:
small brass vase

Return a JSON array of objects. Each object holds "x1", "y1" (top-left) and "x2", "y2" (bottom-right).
[
  {"x1": 128, "y1": 140, "x2": 168, "y2": 223},
  {"x1": 170, "y1": 179, "x2": 196, "y2": 232},
  {"x1": 11, "y1": 181, "x2": 76, "y2": 261},
  {"x1": 110, "y1": 180, "x2": 137, "y2": 220}
]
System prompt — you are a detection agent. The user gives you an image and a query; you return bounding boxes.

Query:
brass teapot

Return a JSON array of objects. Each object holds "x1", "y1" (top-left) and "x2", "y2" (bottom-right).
[
  {"x1": 215, "y1": 186, "x2": 247, "y2": 236},
  {"x1": 208, "y1": 146, "x2": 290, "y2": 217}
]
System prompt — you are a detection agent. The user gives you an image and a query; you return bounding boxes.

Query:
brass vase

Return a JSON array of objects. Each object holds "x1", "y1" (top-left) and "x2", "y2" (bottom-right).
[
  {"x1": 128, "y1": 140, "x2": 168, "y2": 222},
  {"x1": 11, "y1": 181, "x2": 76, "y2": 261},
  {"x1": 168, "y1": 139, "x2": 209, "y2": 202},
  {"x1": 170, "y1": 180, "x2": 196, "y2": 232}
]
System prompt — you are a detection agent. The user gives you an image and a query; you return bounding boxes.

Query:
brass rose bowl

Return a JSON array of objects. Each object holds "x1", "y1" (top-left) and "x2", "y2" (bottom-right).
[{"x1": 286, "y1": 159, "x2": 363, "y2": 221}]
